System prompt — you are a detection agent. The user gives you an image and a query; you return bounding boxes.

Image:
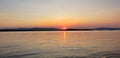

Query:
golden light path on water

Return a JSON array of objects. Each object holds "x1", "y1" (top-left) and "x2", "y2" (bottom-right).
[
  {"x1": 60, "y1": 31, "x2": 67, "y2": 44},
  {"x1": 63, "y1": 31, "x2": 66, "y2": 44}
]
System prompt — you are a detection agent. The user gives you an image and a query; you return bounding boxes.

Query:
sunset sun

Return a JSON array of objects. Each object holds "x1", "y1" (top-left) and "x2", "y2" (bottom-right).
[{"x1": 62, "y1": 27, "x2": 67, "y2": 30}]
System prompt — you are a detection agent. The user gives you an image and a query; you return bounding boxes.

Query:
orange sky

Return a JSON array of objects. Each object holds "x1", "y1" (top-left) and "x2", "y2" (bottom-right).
[{"x1": 0, "y1": 0, "x2": 120, "y2": 28}]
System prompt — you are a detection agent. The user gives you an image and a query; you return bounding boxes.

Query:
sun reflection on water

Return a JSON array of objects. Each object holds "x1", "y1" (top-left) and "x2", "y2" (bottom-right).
[{"x1": 63, "y1": 31, "x2": 66, "y2": 44}]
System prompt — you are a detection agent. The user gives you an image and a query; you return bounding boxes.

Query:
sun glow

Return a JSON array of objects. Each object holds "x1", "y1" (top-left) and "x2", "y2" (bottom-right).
[{"x1": 62, "y1": 27, "x2": 67, "y2": 30}]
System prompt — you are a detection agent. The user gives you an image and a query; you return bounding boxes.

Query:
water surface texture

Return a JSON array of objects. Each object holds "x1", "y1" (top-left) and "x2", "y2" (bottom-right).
[{"x1": 0, "y1": 31, "x2": 120, "y2": 58}]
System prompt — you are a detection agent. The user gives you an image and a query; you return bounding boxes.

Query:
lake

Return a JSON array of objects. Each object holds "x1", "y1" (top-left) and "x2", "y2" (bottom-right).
[{"x1": 0, "y1": 31, "x2": 120, "y2": 58}]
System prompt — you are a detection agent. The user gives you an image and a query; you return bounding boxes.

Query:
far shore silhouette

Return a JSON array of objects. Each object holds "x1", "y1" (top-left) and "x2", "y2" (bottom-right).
[{"x1": 0, "y1": 27, "x2": 120, "y2": 31}]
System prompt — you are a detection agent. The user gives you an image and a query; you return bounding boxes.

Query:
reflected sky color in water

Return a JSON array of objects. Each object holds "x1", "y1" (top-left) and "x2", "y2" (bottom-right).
[
  {"x1": 0, "y1": 31, "x2": 120, "y2": 58},
  {"x1": 63, "y1": 32, "x2": 66, "y2": 44}
]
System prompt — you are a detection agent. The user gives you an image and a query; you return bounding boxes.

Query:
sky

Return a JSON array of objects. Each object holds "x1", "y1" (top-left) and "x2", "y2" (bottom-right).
[{"x1": 0, "y1": 0, "x2": 120, "y2": 28}]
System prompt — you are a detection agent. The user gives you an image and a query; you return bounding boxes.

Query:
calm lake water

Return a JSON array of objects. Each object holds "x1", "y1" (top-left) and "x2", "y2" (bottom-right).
[{"x1": 0, "y1": 31, "x2": 120, "y2": 58}]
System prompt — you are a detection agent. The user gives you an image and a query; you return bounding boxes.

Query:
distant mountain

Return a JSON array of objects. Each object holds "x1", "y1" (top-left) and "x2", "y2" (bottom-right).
[
  {"x1": 0, "y1": 28, "x2": 60, "y2": 31},
  {"x1": 95, "y1": 27, "x2": 120, "y2": 30},
  {"x1": 0, "y1": 27, "x2": 120, "y2": 31}
]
